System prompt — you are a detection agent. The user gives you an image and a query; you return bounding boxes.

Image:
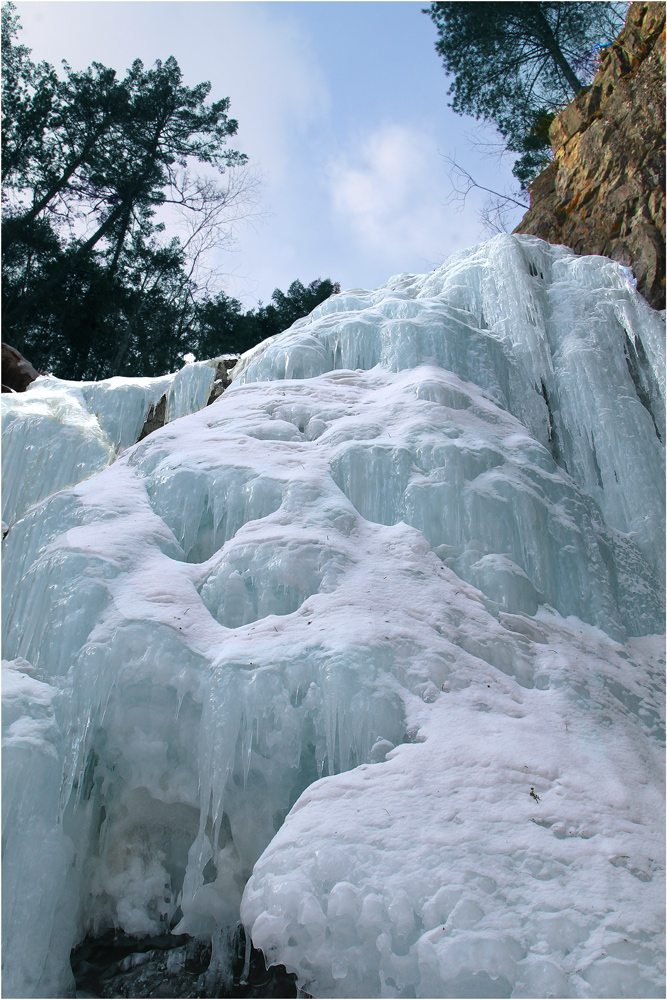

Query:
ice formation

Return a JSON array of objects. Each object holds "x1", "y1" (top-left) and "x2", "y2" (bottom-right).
[
  {"x1": 1, "y1": 357, "x2": 223, "y2": 531},
  {"x1": 2, "y1": 235, "x2": 665, "y2": 998}
]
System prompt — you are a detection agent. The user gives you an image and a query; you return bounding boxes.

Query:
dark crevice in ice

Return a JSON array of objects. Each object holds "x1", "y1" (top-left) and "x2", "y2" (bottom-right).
[
  {"x1": 623, "y1": 332, "x2": 662, "y2": 442},
  {"x1": 206, "y1": 358, "x2": 240, "y2": 407},
  {"x1": 135, "y1": 357, "x2": 240, "y2": 447},
  {"x1": 71, "y1": 926, "x2": 302, "y2": 999},
  {"x1": 590, "y1": 434, "x2": 604, "y2": 490},
  {"x1": 538, "y1": 379, "x2": 566, "y2": 470}
]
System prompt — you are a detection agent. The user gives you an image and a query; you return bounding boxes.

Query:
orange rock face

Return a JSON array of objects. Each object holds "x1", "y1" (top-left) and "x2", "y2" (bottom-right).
[{"x1": 514, "y1": 2, "x2": 665, "y2": 310}]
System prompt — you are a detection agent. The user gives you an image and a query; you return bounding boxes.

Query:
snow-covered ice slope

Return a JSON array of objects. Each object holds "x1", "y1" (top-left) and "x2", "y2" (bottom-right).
[
  {"x1": 2, "y1": 235, "x2": 665, "y2": 998},
  {"x1": 1, "y1": 358, "x2": 221, "y2": 531}
]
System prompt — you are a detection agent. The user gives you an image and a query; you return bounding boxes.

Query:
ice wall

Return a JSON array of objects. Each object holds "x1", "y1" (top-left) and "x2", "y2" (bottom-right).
[
  {"x1": 238, "y1": 237, "x2": 665, "y2": 581},
  {"x1": 2, "y1": 236, "x2": 664, "y2": 999},
  {"x1": 1, "y1": 359, "x2": 220, "y2": 531}
]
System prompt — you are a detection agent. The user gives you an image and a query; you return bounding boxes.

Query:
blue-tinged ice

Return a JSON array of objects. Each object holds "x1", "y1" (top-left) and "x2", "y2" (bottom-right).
[
  {"x1": 2, "y1": 236, "x2": 664, "y2": 999},
  {"x1": 1, "y1": 359, "x2": 222, "y2": 531}
]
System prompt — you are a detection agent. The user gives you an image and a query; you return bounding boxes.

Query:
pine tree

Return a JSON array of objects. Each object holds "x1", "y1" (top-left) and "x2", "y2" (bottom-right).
[
  {"x1": 425, "y1": 2, "x2": 627, "y2": 187},
  {"x1": 1, "y1": 4, "x2": 248, "y2": 377},
  {"x1": 192, "y1": 279, "x2": 337, "y2": 360}
]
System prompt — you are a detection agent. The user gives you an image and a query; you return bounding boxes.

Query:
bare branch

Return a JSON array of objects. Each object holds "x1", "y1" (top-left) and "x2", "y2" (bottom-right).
[
  {"x1": 478, "y1": 195, "x2": 526, "y2": 236},
  {"x1": 155, "y1": 163, "x2": 263, "y2": 294},
  {"x1": 441, "y1": 152, "x2": 529, "y2": 237},
  {"x1": 443, "y1": 154, "x2": 529, "y2": 211}
]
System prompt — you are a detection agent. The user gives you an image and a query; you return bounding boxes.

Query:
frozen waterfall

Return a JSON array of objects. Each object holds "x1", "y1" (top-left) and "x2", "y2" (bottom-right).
[
  {"x1": 1, "y1": 356, "x2": 231, "y2": 532},
  {"x1": 2, "y1": 235, "x2": 664, "y2": 998}
]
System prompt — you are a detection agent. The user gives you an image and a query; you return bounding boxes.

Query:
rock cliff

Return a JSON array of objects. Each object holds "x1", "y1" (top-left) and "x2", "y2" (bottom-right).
[{"x1": 514, "y1": 2, "x2": 665, "y2": 310}]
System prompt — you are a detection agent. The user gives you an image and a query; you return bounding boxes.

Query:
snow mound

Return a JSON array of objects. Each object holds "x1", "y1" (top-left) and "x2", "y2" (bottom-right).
[{"x1": 2, "y1": 235, "x2": 664, "y2": 998}]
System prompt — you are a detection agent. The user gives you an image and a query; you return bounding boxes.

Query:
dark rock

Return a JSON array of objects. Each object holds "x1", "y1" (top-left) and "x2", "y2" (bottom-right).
[
  {"x1": 207, "y1": 359, "x2": 239, "y2": 407},
  {"x1": 2, "y1": 343, "x2": 40, "y2": 393},
  {"x1": 71, "y1": 926, "x2": 302, "y2": 999},
  {"x1": 138, "y1": 395, "x2": 167, "y2": 442},
  {"x1": 136, "y1": 356, "x2": 240, "y2": 445},
  {"x1": 514, "y1": 2, "x2": 666, "y2": 310}
]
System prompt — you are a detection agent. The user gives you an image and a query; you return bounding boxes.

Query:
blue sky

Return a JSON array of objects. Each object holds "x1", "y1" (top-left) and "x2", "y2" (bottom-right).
[{"x1": 14, "y1": 2, "x2": 526, "y2": 307}]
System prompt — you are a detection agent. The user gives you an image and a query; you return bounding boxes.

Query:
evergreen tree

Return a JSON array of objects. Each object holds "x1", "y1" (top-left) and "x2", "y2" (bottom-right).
[
  {"x1": 1, "y1": 6, "x2": 338, "y2": 378},
  {"x1": 1, "y1": 3, "x2": 248, "y2": 377},
  {"x1": 255, "y1": 279, "x2": 337, "y2": 340},
  {"x1": 425, "y1": 2, "x2": 627, "y2": 188},
  {"x1": 192, "y1": 279, "x2": 337, "y2": 360},
  {"x1": 192, "y1": 292, "x2": 247, "y2": 360}
]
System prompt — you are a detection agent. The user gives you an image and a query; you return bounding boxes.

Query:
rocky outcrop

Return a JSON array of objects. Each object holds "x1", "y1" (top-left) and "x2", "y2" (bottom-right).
[
  {"x1": 136, "y1": 356, "x2": 239, "y2": 443},
  {"x1": 514, "y1": 2, "x2": 665, "y2": 310},
  {"x1": 137, "y1": 393, "x2": 168, "y2": 442},
  {"x1": 1, "y1": 343, "x2": 39, "y2": 392},
  {"x1": 206, "y1": 357, "x2": 238, "y2": 406},
  {"x1": 70, "y1": 927, "x2": 298, "y2": 998}
]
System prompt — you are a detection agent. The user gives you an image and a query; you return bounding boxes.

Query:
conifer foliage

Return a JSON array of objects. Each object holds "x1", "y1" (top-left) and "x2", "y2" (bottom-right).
[
  {"x1": 1, "y1": 5, "x2": 336, "y2": 378},
  {"x1": 193, "y1": 279, "x2": 338, "y2": 361},
  {"x1": 425, "y1": 2, "x2": 628, "y2": 188}
]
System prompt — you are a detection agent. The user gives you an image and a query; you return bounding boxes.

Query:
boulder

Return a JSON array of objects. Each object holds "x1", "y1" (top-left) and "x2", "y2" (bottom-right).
[{"x1": 2, "y1": 343, "x2": 39, "y2": 393}]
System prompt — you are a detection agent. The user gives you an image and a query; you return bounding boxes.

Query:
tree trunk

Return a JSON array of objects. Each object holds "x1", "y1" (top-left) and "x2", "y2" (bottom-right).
[
  {"x1": 110, "y1": 317, "x2": 135, "y2": 373},
  {"x1": 106, "y1": 205, "x2": 134, "y2": 280},
  {"x1": 533, "y1": 8, "x2": 584, "y2": 95},
  {"x1": 3, "y1": 117, "x2": 116, "y2": 251}
]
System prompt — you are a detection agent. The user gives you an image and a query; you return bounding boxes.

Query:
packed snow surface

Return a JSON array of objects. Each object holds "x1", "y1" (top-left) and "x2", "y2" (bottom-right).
[{"x1": 2, "y1": 236, "x2": 665, "y2": 998}]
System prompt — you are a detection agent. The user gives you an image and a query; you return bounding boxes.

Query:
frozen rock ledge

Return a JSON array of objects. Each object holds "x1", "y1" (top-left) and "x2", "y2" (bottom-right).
[{"x1": 1, "y1": 235, "x2": 665, "y2": 998}]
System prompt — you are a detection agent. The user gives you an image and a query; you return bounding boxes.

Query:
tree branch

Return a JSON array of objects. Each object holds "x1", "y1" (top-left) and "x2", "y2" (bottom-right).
[{"x1": 443, "y1": 154, "x2": 529, "y2": 211}]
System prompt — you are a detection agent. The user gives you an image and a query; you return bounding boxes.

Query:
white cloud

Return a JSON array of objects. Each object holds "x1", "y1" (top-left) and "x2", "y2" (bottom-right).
[
  {"x1": 328, "y1": 124, "x2": 491, "y2": 272},
  {"x1": 12, "y1": 4, "x2": 524, "y2": 305},
  {"x1": 199, "y1": 5, "x2": 330, "y2": 181},
  {"x1": 15, "y1": 3, "x2": 330, "y2": 183}
]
